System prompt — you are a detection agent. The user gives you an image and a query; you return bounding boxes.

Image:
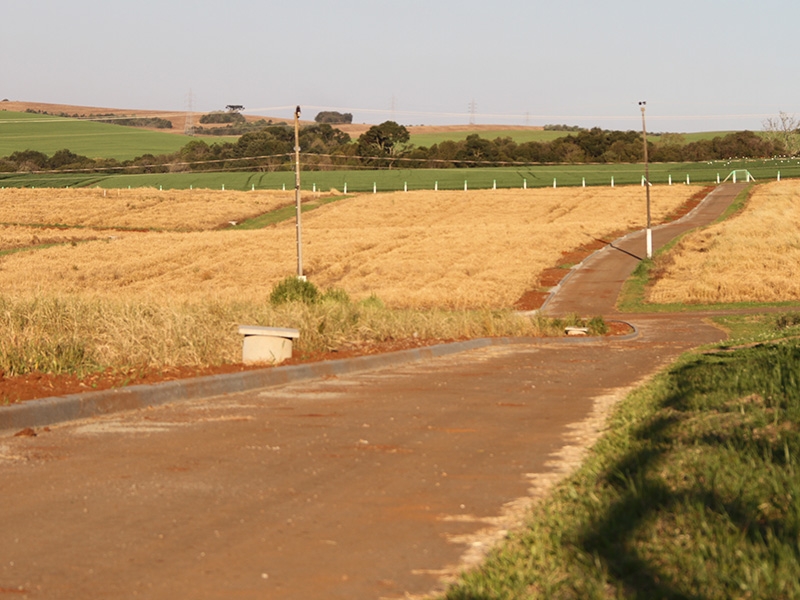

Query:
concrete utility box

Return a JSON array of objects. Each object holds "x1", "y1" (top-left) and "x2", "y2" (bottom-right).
[
  {"x1": 565, "y1": 326, "x2": 589, "y2": 336},
  {"x1": 238, "y1": 325, "x2": 300, "y2": 365}
]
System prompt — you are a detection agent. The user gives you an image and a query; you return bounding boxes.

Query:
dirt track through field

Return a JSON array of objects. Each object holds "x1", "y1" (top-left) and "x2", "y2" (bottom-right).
[{"x1": 0, "y1": 183, "x2": 759, "y2": 599}]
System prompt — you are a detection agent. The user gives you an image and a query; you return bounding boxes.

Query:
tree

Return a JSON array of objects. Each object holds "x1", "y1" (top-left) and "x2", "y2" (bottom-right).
[
  {"x1": 763, "y1": 111, "x2": 800, "y2": 155},
  {"x1": 314, "y1": 111, "x2": 353, "y2": 124},
  {"x1": 357, "y1": 121, "x2": 410, "y2": 157}
]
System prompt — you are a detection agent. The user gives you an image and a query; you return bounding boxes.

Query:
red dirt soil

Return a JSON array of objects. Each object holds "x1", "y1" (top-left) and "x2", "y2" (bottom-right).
[
  {"x1": 0, "y1": 339, "x2": 441, "y2": 406},
  {"x1": 0, "y1": 324, "x2": 632, "y2": 406}
]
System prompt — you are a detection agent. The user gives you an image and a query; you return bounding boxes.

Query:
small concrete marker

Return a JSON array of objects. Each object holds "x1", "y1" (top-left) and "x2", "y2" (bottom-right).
[{"x1": 238, "y1": 326, "x2": 300, "y2": 365}]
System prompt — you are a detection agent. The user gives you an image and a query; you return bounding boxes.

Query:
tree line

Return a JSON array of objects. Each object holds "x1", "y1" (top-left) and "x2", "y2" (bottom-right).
[{"x1": 0, "y1": 122, "x2": 788, "y2": 175}]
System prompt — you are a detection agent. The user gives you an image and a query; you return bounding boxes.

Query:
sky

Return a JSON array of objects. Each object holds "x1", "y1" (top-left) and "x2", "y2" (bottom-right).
[{"x1": 3, "y1": 0, "x2": 799, "y2": 133}]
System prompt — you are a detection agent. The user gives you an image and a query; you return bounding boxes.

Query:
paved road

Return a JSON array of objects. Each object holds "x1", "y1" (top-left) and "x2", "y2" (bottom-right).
[
  {"x1": 0, "y1": 184, "x2": 744, "y2": 599},
  {"x1": 543, "y1": 183, "x2": 747, "y2": 316}
]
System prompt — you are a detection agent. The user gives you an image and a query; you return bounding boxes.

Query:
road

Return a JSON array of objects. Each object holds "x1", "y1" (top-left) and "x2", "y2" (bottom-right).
[{"x1": 0, "y1": 184, "x2": 745, "y2": 599}]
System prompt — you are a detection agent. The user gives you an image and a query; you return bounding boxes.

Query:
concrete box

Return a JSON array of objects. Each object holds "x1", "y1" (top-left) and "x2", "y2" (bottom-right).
[{"x1": 238, "y1": 325, "x2": 300, "y2": 365}]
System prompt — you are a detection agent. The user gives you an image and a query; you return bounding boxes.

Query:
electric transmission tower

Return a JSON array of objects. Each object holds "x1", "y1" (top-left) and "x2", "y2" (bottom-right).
[
  {"x1": 468, "y1": 99, "x2": 477, "y2": 125},
  {"x1": 184, "y1": 89, "x2": 195, "y2": 136}
]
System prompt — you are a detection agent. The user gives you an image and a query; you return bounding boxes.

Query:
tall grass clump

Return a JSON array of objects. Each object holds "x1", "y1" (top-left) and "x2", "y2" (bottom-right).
[{"x1": 444, "y1": 314, "x2": 800, "y2": 599}]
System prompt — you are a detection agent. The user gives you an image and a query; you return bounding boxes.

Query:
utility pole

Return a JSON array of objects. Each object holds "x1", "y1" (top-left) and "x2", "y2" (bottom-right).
[
  {"x1": 294, "y1": 105, "x2": 304, "y2": 279},
  {"x1": 639, "y1": 101, "x2": 652, "y2": 259}
]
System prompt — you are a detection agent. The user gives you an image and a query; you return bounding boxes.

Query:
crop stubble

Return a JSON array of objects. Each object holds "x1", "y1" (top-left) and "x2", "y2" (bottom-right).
[
  {"x1": 648, "y1": 180, "x2": 800, "y2": 304},
  {"x1": 0, "y1": 186, "x2": 697, "y2": 307}
]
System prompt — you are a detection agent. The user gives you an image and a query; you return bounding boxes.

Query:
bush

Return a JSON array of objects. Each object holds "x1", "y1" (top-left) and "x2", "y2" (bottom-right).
[
  {"x1": 269, "y1": 276, "x2": 320, "y2": 305},
  {"x1": 321, "y1": 287, "x2": 351, "y2": 304}
]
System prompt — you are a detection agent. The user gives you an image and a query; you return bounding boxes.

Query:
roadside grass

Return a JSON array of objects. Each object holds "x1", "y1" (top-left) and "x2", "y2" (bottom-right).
[
  {"x1": 0, "y1": 290, "x2": 604, "y2": 379},
  {"x1": 443, "y1": 312, "x2": 800, "y2": 599}
]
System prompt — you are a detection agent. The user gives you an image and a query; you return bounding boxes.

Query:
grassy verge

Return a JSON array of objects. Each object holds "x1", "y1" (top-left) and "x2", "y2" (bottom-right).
[
  {"x1": 443, "y1": 311, "x2": 800, "y2": 599},
  {"x1": 0, "y1": 286, "x2": 605, "y2": 378}
]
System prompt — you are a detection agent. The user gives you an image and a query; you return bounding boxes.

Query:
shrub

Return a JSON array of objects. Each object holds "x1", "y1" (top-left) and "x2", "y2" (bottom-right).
[
  {"x1": 269, "y1": 276, "x2": 320, "y2": 305},
  {"x1": 321, "y1": 287, "x2": 351, "y2": 304}
]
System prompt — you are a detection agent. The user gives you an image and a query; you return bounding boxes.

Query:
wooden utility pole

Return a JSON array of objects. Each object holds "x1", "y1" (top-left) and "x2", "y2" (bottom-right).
[
  {"x1": 294, "y1": 106, "x2": 304, "y2": 279},
  {"x1": 640, "y1": 101, "x2": 652, "y2": 259}
]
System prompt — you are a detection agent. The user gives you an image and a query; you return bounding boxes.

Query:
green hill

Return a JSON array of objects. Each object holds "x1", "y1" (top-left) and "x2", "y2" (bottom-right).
[{"x1": 0, "y1": 110, "x2": 194, "y2": 160}]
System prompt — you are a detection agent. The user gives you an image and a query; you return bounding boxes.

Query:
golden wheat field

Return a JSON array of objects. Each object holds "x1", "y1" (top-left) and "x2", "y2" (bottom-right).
[
  {"x1": 0, "y1": 185, "x2": 698, "y2": 308},
  {"x1": 647, "y1": 180, "x2": 800, "y2": 304},
  {"x1": 0, "y1": 187, "x2": 294, "y2": 230}
]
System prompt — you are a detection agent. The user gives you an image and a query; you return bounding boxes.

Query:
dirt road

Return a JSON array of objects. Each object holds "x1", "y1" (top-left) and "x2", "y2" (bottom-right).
[{"x1": 0, "y1": 185, "x2": 745, "y2": 599}]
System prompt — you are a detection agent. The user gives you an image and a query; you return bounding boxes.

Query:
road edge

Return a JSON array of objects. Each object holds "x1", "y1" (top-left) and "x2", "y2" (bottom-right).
[{"x1": 0, "y1": 328, "x2": 638, "y2": 433}]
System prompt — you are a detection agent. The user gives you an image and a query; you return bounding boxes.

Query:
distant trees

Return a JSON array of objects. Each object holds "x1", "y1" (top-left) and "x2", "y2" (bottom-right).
[
  {"x1": 0, "y1": 125, "x2": 792, "y2": 175},
  {"x1": 314, "y1": 111, "x2": 353, "y2": 124},
  {"x1": 199, "y1": 111, "x2": 246, "y2": 125}
]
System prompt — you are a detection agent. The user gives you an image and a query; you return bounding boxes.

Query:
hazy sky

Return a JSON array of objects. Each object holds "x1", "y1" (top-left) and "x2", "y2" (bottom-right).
[{"x1": 3, "y1": 0, "x2": 798, "y2": 132}]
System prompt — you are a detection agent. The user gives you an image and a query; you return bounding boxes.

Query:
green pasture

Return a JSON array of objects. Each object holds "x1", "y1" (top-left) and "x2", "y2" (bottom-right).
[
  {"x1": 408, "y1": 129, "x2": 739, "y2": 148},
  {"x1": 2, "y1": 157, "x2": 797, "y2": 192},
  {"x1": 0, "y1": 111, "x2": 194, "y2": 160},
  {"x1": 408, "y1": 129, "x2": 570, "y2": 147}
]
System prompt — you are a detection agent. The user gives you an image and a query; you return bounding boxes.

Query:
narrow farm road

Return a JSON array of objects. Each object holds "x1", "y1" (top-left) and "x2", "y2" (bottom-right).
[
  {"x1": 0, "y1": 184, "x2": 743, "y2": 599},
  {"x1": 542, "y1": 182, "x2": 747, "y2": 316}
]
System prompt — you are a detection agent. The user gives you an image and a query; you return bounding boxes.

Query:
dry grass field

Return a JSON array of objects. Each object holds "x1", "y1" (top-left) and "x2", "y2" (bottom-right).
[
  {"x1": 0, "y1": 185, "x2": 697, "y2": 307},
  {"x1": 648, "y1": 181, "x2": 800, "y2": 304},
  {"x1": 0, "y1": 184, "x2": 703, "y2": 379},
  {"x1": 0, "y1": 224, "x2": 119, "y2": 251},
  {"x1": 0, "y1": 187, "x2": 294, "y2": 231}
]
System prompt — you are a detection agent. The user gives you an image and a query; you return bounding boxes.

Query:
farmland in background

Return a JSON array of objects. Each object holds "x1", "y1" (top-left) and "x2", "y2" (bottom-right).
[
  {"x1": 647, "y1": 180, "x2": 800, "y2": 305},
  {"x1": 0, "y1": 111, "x2": 196, "y2": 160},
  {"x1": 407, "y1": 129, "x2": 738, "y2": 148},
  {"x1": 0, "y1": 185, "x2": 698, "y2": 307},
  {"x1": 0, "y1": 187, "x2": 294, "y2": 231},
  {"x1": 3, "y1": 157, "x2": 799, "y2": 192}
]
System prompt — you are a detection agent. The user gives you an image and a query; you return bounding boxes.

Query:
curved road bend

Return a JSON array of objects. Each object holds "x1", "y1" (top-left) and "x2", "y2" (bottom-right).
[
  {"x1": 543, "y1": 182, "x2": 747, "y2": 317},
  {"x1": 0, "y1": 185, "x2": 743, "y2": 599}
]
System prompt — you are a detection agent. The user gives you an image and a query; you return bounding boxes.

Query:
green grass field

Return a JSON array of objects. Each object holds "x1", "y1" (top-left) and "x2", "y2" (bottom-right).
[
  {"x1": 2, "y1": 158, "x2": 796, "y2": 192},
  {"x1": 408, "y1": 129, "x2": 570, "y2": 147},
  {"x1": 408, "y1": 130, "x2": 738, "y2": 147},
  {"x1": 0, "y1": 110, "x2": 194, "y2": 160}
]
